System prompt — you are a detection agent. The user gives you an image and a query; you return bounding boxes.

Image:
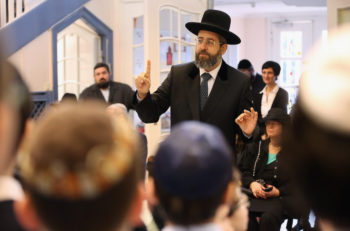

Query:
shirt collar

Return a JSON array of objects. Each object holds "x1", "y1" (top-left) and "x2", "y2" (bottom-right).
[
  {"x1": 260, "y1": 84, "x2": 279, "y2": 94},
  {"x1": 0, "y1": 176, "x2": 24, "y2": 201},
  {"x1": 199, "y1": 60, "x2": 222, "y2": 80}
]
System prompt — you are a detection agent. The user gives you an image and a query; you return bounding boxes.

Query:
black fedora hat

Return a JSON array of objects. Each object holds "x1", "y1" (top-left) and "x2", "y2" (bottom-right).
[
  {"x1": 264, "y1": 108, "x2": 290, "y2": 125},
  {"x1": 185, "y1": 9, "x2": 241, "y2": 45}
]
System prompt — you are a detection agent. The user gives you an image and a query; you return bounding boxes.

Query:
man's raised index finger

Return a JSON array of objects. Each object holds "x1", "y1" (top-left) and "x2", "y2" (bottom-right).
[{"x1": 145, "y1": 60, "x2": 151, "y2": 78}]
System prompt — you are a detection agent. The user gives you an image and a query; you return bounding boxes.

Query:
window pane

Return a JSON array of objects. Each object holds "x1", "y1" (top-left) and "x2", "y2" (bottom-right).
[
  {"x1": 160, "y1": 41, "x2": 178, "y2": 70},
  {"x1": 280, "y1": 60, "x2": 302, "y2": 85},
  {"x1": 160, "y1": 9, "x2": 171, "y2": 37},
  {"x1": 181, "y1": 45, "x2": 195, "y2": 63},
  {"x1": 160, "y1": 71, "x2": 169, "y2": 84},
  {"x1": 181, "y1": 11, "x2": 198, "y2": 42},
  {"x1": 280, "y1": 31, "x2": 302, "y2": 58},
  {"x1": 133, "y1": 47, "x2": 144, "y2": 77},
  {"x1": 133, "y1": 16, "x2": 144, "y2": 44},
  {"x1": 161, "y1": 109, "x2": 171, "y2": 132},
  {"x1": 172, "y1": 9, "x2": 178, "y2": 38}
]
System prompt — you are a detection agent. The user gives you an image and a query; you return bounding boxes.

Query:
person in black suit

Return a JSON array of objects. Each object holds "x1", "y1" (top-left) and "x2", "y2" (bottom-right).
[
  {"x1": 238, "y1": 59, "x2": 265, "y2": 94},
  {"x1": 134, "y1": 9, "x2": 256, "y2": 151},
  {"x1": 79, "y1": 62, "x2": 134, "y2": 110},
  {"x1": 253, "y1": 61, "x2": 288, "y2": 138}
]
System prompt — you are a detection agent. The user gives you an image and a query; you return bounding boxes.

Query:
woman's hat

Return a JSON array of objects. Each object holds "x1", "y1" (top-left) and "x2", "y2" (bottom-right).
[
  {"x1": 185, "y1": 9, "x2": 241, "y2": 45},
  {"x1": 264, "y1": 108, "x2": 290, "y2": 125}
]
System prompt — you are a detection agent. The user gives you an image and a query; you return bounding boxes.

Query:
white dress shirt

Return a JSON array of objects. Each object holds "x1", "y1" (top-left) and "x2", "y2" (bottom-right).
[
  {"x1": 199, "y1": 61, "x2": 222, "y2": 96},
  {"x1": 0, "y1": 176, "x2": 24, "y2": 201},
  {"x1": 260, "y1": 85, "x2": 279, "y2": 118},
  {"x1": 100, "y1": 88, "x2": 110, "y2": 102}
]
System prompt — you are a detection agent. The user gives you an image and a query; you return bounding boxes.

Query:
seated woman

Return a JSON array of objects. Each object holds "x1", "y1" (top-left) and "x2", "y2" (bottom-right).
[
  {"x1": 253, "y1": 61, "x2": 288, "y2": 139},
  {"x1": 240, "y1": 108, "x2": 297, "y2": 231}
]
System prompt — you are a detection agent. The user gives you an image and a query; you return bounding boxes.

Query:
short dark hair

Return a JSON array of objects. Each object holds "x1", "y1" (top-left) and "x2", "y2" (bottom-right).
[
  {"x1": 94, "y1": 62, "x2": 110, "y2": 73},
  {"x1": 262, "y1": 61, "x2": 281, "y2": 76},
  {"x1": 0, "y1": 60, "x2": 32, "y2": 157},
  {"x1": 283, "y1": 103, "x2": 350, "y2": 229},
  {"x1": 238, "y1": 59, "x2": 253, "y2": 70},
  {"x1": 21, "y1": 102, "x2": 140, "y2": 231},
  {"x1": 154, "y1": 180, "x2": 227, "y2": 226}
]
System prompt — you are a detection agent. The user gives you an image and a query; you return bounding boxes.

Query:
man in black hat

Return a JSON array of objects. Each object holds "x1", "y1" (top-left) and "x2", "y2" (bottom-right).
[{"x1": 134, "y1": 9, "x2": 255, "y2": 150}]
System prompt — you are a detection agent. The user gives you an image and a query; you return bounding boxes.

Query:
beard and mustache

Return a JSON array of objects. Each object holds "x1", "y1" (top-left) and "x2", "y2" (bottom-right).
[
  {"x1": 96, "y1": 79, "x2": 110, "y2": 89},
  {"x1": 195, "y1": 48, "x2": 222, "y2": 69}
]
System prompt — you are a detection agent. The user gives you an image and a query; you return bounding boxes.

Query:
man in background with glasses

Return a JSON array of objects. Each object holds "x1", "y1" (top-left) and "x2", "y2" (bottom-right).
[{"x1": 135, "y1": 9, "x2": 255, "y2": 153}]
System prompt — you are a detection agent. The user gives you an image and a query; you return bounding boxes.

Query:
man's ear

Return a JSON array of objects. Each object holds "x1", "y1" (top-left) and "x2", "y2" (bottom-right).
[
  {"x1": 222, "y1": 181, "x2": 236, "y2": 205},
  {"x1": 220, "y1": 44, "x2": 228, "y2": 56},
  {"x1": 14, "y1": 193, "x2": 42, "y2": 231},
  {"x1": 127, "y1": 182, "x2": 146, "y2": 226}
]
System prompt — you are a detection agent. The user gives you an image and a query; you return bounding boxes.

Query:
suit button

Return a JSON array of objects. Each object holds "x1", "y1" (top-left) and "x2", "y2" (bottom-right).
[
  {"x1": 274, "y1": 167, "x2": 277, "y2": 170},
  {"x1": 274, "y1": 175, "x2": 277, "y2": 179}
]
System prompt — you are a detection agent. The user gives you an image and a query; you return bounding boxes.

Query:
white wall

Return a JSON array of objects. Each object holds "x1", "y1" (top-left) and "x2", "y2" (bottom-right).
[
  {"x1": 327, "y1": 0, "x2": 350, "y2": 29},
  {"x1": 216, "y1": 5, "x2": 327, "y2": 73},
  {"x1": 8, "y1": 31, "x2": 51, "y2": 92}
]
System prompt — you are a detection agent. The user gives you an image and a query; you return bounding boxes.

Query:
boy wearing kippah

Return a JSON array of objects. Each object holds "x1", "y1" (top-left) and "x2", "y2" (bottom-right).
[
  {"x1": 16, "y1": 102, "x2": 144, "y2": 231},
  {"x1": 149, "y1": 121, "x2": 237, "y2": 231}
]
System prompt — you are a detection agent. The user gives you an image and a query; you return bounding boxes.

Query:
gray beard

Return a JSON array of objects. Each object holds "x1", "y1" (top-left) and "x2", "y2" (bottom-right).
[{"x1": 195, "y1": 50, "x2": 222, "y2": 69}]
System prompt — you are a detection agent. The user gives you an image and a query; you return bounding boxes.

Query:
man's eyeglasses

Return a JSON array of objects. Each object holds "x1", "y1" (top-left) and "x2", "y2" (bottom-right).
[{"x1": 195, "y1": 38, "x2": 224, "y2": 47}]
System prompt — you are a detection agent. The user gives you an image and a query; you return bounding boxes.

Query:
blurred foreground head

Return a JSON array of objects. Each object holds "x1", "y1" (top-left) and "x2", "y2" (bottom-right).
[
  {"x1": 18, "y1": 102, "x2": 141, "y2": 231},
  {"x1": 0, "y1": 60, "x2": 32, "y2": 173},
  {"x1": 283, "y1": 25, "x2": 350, "y2": 229},
  {"x1": 153, "y1": 121, "x2": 234, "y2": 225}
]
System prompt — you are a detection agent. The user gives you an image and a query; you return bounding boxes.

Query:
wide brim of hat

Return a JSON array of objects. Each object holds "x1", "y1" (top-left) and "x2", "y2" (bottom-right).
[{"x1": 185, "y1": 22, "x2": 241, "y2": 45}]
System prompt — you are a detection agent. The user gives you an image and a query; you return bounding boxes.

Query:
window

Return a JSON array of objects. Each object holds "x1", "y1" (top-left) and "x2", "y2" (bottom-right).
[
  {"x1": 159, "y1": 6, "x2": 199, "y2": 133},
  {"x1": 133, "y1": 15, "x2": 145, "y2": 133}
]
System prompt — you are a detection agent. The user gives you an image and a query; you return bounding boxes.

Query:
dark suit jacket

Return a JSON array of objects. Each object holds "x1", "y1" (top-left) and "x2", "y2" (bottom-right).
[
  {"x1": 79, "y1": 81, "x2": 135, "y2": 110},
  {"x1": 0, "y1": 201, "x2": 26, "y2": 231},
  {"x1": 253, "y1": 87, "x2": 289, "y2": 118},
  {"x1": 251, "y1": 73, "x2": 265, "y2": 94},
  {"x1": 134, "y1": 61, "x2": 253, "y2": 149}
]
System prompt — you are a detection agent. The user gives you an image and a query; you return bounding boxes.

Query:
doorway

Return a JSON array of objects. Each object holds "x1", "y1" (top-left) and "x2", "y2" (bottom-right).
[{"x1": 57, "y1": 19, "x2": 102, "y2": 100}]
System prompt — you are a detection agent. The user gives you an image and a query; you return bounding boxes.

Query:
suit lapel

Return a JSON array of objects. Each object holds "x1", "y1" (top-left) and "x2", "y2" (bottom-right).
[{"x1": 186, "y1": 65, "x2": 200, "y2": 120}]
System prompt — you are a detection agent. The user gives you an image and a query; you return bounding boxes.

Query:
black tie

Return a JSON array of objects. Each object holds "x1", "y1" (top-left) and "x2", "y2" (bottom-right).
[{"x1": 200, "y1": 73, "x2": 212, "y2": 110}]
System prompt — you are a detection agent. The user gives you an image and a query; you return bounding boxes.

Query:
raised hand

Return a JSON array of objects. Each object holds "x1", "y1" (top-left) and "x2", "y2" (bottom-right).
[
  {"x1": 235, "y1": 107, "x2": 258, "y2": 137},
  {"x1": 135, "y1": 60, "x2": 151, "y2": 100}
]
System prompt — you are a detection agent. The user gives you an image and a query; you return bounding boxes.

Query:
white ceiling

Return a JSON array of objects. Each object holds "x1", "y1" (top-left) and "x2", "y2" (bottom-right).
[{"x1": 214, "y1": 0, "x2": 327, "y2": 17}]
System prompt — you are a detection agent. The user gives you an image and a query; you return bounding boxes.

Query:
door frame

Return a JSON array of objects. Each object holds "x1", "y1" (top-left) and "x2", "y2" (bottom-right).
[{"x1": 52, "y1": 7, "x2": 113, "y2": 100}]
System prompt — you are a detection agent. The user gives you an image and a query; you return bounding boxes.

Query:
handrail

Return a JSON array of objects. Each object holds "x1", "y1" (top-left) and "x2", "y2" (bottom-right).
[{"x1": 0, "y1": 0, "x2": 45, "y2": 28}]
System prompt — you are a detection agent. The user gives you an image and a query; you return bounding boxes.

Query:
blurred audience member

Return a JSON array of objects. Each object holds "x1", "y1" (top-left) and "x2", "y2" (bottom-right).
[
  {"x1": 106, "y1": 103, "x2": 148, "y2": 175},
  {"x1": 15, "y1": 102, "x2": 143, "y2": 231},
  {"x1": 149, "y1": 121, "x2": 238, "y2": 231},
  {"x1": 0, "y1": 60, "x2": 32, "y2": 231},
  {"x1": 216, "y1": 170, "x2": 250, "y2": 231},
  {"x1": 283, "y1": 25, "x2": 350, "y2": 231},
  {"x1": 61, "y1": 93, "x2": 77, "y2": 103},
  {"x1": 238, "y1": 59, "x2": 265, "y2": 94}
]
